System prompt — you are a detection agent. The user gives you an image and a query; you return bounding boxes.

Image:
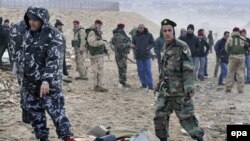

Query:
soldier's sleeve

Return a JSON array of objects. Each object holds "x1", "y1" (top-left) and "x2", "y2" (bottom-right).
[
  {"x1": 41, "y1": 32, "x2": 64, "y2": 84},
  {"x1": 8, "y1": 25, "x2": 18, "y2": 62},
  {"x1": 181, "y1": 46, "x2": 194, "y2": 94},
  {"x1": 87, "y1": 30, "x2": 105, "y2": 47},
  {"x1": 79, "y1": 29, "x2": 86, "y2": 51},
  {"x1": 225, "y1": 37, "x2": 232, "y2": 53}
]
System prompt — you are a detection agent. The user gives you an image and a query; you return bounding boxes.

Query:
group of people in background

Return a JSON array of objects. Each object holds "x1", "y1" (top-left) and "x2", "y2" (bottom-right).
[{"x1": 1, "y1": 5, "x2": 250, "y2": 141}]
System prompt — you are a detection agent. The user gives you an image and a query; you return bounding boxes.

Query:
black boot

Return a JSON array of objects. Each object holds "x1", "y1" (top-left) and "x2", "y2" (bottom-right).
[
  {"x1": 40, "y1": 138, "x2": 49, "y2": 141},
  {"x1": 160, "y1": 137, "x2": 168, "y2": 141},
  {"x1": 22, "y1": 108, "x2": 31, "y2": 124},
  {"x1": 197, "y1": 137, "x2": 204, "y2": 141}
]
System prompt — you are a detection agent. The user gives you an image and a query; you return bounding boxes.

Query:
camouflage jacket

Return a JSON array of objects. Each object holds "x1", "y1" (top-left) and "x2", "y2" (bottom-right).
[
  {"x1": 111, "y1": 28, "x2": 131, "y2": 55},
  {"x1": 158, "y1": 39, "x2": 194, "y2": 96},
  {"x1": 20, "y1": 6, "x2": 64, "y2": 93},
  {"x1": 9, "y1": 20, "x2": 27, "y2": 63}
]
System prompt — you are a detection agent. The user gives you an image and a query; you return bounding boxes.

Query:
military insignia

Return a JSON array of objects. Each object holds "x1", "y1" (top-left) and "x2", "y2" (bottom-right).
[
  {"x1": 164, "y1": 20, "x2": 167, "y2": 24},
  {"x1": 183, "y1": 48, "x2": 188, "y2": 54}
]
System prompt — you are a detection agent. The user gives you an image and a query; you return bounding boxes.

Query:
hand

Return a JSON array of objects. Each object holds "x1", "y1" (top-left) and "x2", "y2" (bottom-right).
[
  {"x1": 40, "y1": 81, "x2": 49, "y2": 98},
  {"x1": 130, "y1": 44, "x2": 135, "y2": 48}
]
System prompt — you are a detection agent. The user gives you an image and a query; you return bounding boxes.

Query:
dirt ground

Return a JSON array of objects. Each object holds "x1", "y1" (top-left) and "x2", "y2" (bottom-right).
[{"x1": 1, "y1": 51, "x2": 250, "y2": 141}]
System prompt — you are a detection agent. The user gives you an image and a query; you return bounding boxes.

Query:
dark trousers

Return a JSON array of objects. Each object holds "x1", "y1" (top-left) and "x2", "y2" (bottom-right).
[
  {"x1": 63, "y1": 51, "x2": 68, "y2": 76},
  {"x1": 204, "y1": 56, "x2": 208, "y2": 77}
]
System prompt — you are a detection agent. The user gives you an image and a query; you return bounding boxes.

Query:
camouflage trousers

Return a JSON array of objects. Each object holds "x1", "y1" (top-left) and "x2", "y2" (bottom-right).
[
  {"x1": 74, "y1": 46, "x2": 88, "y2": 79},
  {"x1": 90, "y1": 56, "x2": 104, "y2": 87},
  {"x1": 22, "y1": 88, "x2": 73, "y2": 139},
  {"x1": 115, "y1": 54, "x2": 127, "y2": 84},
  {"x1": 225, "y1": 56, "x2": 245, "y2": 92},
  {"x1": 154, "y1": 92, "x2": 204, "y2": 140},
  {"x1": 19, "y1": 86, "x2": 31, "y2": 124}
]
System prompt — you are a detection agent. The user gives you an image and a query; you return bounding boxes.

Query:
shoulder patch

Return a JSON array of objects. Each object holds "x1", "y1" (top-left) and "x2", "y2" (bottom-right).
[
  {"x1": 183, "y1": 47, "x2": 188, "y2": 54},
  {"x1": 175, "y1": 39, "x2": 188, "y2": 48}
]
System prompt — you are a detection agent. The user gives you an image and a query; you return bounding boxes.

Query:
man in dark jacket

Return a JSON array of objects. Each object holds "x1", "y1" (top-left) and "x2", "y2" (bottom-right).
[
  {"x1": 55, "y1": 19, "x2": 69, "y2": 76},
  {"x1": 20, "y1": 6, "x2": 75, "y2": 141},
  {"x1": 132, "y1": 24, "x2": 155, "y2": 89},
  {"x1": 0, "y1": 17, "x2": 5, "y2": 65},
  {"x1": 154, "y1": 28, "x2": 165, "y2": 72},
  {"x1": 216, "y1": 31, "x2": 230, "y2": 85},
  {"x1": 240, "y1": 29, "x2": 250, "y2": 84},
  {"x1": 194, "y1": 29, "x2": 210, "y2": 80},
  {"x1": 178, "y1": 28, "x2": 187, "y2": 40},
  {"x1": 179, "y1": 24, "x2": 199, "y2": 63},
  {"x1": 0, "y1": 18, "x2": 11, "y2": 65}
]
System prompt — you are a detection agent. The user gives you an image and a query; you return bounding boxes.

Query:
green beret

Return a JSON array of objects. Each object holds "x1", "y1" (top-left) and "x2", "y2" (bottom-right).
[{"x1": 161, "y1": 19, "x2": 177, "y2": 27}]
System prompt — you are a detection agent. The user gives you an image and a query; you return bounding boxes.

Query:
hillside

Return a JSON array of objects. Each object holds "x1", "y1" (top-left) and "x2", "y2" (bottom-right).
[{"x1": 0, "y1": 8, "x2": 160, "y2": 43}]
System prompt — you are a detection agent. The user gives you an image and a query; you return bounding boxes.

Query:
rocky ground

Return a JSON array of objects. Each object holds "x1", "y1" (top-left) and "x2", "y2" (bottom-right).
[{"x1": 1, "y1": 51, "x2": 250, "y2": 141}]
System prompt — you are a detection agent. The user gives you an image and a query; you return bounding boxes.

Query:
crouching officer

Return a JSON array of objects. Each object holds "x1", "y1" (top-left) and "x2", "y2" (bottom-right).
[
  {"x1": 20, "y1": 6, "x2": 75, "y2": 141},
  {"x1": 154, "y1": 19, "x2": 204, "y2": 141}
]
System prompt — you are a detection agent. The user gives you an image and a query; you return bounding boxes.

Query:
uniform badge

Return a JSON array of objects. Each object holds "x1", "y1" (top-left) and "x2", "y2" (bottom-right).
[{"x1": 183, "y1": 48, "x2": 188, "y2": 54}]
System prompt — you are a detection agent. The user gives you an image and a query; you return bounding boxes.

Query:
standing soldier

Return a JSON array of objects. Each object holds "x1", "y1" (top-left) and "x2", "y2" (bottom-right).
[
  {"x1": 225, "y1": 27, "x2": 248, "y2": 93},
  {"x1": 20, "y1": 6, "x2": 75, "y2": 141},
  {"x1": 9, "y1": 20, "x2": 31, "y2": 124},
  {"x1": 154, "y1": 19, "x2": 204, "y2": 141},
  {"x1": 72, "y1": 20, "x2": 88, "y2": 80},
  {"x1": 111, "y1": 23, "x2": 131, "y2": 87},
  {"x1": 86, "y1": 20, "x2": 108, "y2": 92},
  {"x1": 207, "y1": 30, "x2": 214, "y2": 53}
]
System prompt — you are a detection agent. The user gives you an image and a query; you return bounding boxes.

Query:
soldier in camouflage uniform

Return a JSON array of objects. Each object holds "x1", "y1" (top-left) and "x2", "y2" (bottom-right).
[
  {"x1": 86, "y1": 20, "x2": 108, "y2": 92},
  {"x1": 154, "y1": 19, "x2": 204, "y2": 141},
  {"x1": 19, "y1": 7, "x2": 75, "y2": 141},
  {"x1": 72, "y1": 20, "x2": 88, "y2": 80},
  {"x1": 111, "y1": 23, "x2": 131, "y2": 87},
  {"x1": 9, "y1": 20, "x2": 31, "y2": 124}
]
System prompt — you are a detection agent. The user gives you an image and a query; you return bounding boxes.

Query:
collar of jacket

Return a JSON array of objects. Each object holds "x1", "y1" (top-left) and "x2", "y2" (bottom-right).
[
  {"x1": 136, "y1": 28, "x2": 149, "y2": 35},
  {"x1": 231, "y1": 32, "x2": 240, "y2": 37}
]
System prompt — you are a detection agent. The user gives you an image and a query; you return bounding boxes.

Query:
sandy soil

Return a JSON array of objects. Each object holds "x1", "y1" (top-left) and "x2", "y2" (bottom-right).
[{"x1": 1, "y1": 51, "x2": 250, "y2": 141}]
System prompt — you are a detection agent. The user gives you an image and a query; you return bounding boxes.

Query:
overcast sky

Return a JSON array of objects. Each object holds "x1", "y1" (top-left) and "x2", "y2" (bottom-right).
[{"x1": 110, "y1": 0, "x2": 250, "y2": 35}]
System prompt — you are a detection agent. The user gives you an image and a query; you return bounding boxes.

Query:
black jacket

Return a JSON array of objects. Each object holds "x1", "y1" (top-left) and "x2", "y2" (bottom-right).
[
  {"x1": 215, "y1": 38, "x2": 228, "y2": 63},
  {"x1": 0, "y1": 17, "x2": 7, "y2": 46},
  {"x1": 179, "y1": 33, "x2": 199, "y2": 57},
  {"x1": 196, "y1": 38, "x2": 210, "y2": 57},
  {"x1": 132, "y1": 28, "x2": 154, "y2": 60}
]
